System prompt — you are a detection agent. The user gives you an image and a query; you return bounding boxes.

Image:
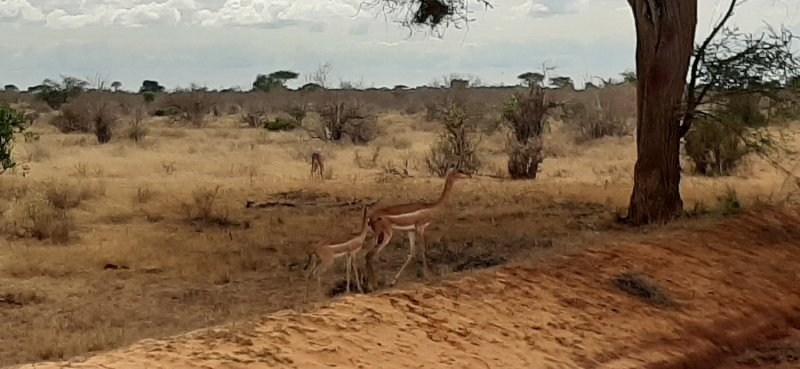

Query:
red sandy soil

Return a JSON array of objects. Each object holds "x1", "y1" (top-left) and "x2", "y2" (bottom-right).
[
  {"x1": 10, "y1": 207, "x2": 800, "y2": 369},
  {"x1": 715, "y1": 328, "x2": 800, "y2": 369}
]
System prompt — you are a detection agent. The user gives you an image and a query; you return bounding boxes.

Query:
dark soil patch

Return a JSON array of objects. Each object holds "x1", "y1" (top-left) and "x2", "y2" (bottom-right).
[
  {"x1": 612, "y1": 272, "x2": 677, "y2": 308},
  {"x1": 734, "y1": 338, "x2": 800, "y2": 367},
  {"x1": 246, "y1": 190, "x2": 377, "y2": 209},
  {"x1": 328, "y1": 275, "x2": 371, "y2": 297},
  {"x1": 453, "y1": 254, "x2": 507, "y2": 272},
  {"x1": 1, "y1": 291, "x2": 44, "y2": 307}
]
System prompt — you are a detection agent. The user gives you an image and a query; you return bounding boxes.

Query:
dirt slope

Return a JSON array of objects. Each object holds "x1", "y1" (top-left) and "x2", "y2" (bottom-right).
[{"x1": 12, "y1": 207, "x2": 800, "y2": 369}]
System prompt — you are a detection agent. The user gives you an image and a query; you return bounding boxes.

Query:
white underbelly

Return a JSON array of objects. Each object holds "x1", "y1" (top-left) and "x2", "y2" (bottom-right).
[{"x1": 391, "y1": 222, "x2": 430, "y2": 231}]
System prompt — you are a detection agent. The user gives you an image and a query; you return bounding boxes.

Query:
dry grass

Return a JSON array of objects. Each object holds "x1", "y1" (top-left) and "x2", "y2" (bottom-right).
[{"x1": 1, "y1": 85, "x2": 800, "y2": 366}]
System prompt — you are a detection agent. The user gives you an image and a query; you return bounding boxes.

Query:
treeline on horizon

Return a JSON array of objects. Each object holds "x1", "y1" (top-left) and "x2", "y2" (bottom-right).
[{"x1": 0, "y1": 67, "x2": 640, "y2": 95}]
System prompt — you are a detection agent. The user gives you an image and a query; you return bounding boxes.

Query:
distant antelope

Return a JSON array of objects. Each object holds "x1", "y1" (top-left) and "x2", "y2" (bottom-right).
[{"x1": 311, "y1": 151, "x2": 325, "y2": 181}]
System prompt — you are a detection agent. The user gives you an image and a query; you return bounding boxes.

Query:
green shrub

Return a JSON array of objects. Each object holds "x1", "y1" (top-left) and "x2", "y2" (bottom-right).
[
  {"x1": 142, "y1": 91, "x2": 156, "y2": 103},
  {"x1": 264, "y1": 117, "x2": 299, "y2": 131},
  {"x1": 0, "y1": 104, "x2": 25, "y2": 172},
  {"x1": 154, "y1": 106, "x2": 184, "y2": 117},
  {"x1": 34, "y1": 76, "x2": 87, "y2": 110}
]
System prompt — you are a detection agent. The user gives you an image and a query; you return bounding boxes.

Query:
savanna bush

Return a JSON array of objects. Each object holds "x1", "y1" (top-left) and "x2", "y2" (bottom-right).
[
  {"x1": 562, "y1": 85, "x2": 634, "y2": 143},
  {"x1": 425, "y1": 102, "x2": 482, "y2": 176},
  {"x1": 315, "y1": 98, "x2": 379, "y2": 144},
  {"x1": 264, "y1": 116, "x2": 300, "y2": 131},
  {"x1": 2, "y1": 191, "x2": 71, "y2": 243},
  {"x1": 684, "y1": 94, "x2": 768, "y2": 176},
  {"x1": 0, "y1": 104, "x2": 25, "y2": 172},
  {"x1": 501, "y1": 87, "x2": 559, "y2": 179},
  {"x1": 49, "y1": 93, "x2": 119, "y2": 144}
]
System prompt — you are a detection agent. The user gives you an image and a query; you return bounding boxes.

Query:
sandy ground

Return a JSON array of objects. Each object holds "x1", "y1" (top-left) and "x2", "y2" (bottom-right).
[{"x1": 11, "y1": 206, "x2": 800, "y2": 369}]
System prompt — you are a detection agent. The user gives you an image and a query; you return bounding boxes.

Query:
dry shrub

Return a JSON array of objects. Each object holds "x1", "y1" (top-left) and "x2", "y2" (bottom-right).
[
  {"x1": 2, "y1": 191, "x2": 71, "y2": 243},
  {"x1": 564, "y1": 102, "x2": 631, "y2": 142},
  {"x1": 43, "y1": 180, "x2": 105, "y2": 209},
  {"x1": 50, "y1": 104, "x2": 88, "y2": 133},
  {"x1": 164, "y1": 91, "x2": 212, "y2": 127},
  {"x1": 506, "y1": 142, "x2": 544, "y2": 180},
  {"x1": 287, "y1": 104, "x2": 307, "y2": 122},
  {"x1": 238, "y1": 94, "x2": 270, "y2": 127},
  {"x1": 425, "y1": 103, "x2": 481, "y2": 176},
  {"x1": 501, "y1": 87, "x2": 557, "y2": 179},
  {"x1": 127, "y1": 106, "x2": 148, "y2": 143},
  {"x1": 563, "y1": 85, "x2": 634, "y2": 143},
  {"x1": 50, "y1": 93, "x2": 120, "y2": 143},
  {"x1": 314, "y1": 96, "x2": 379, "y2": 144},
  {"x1": 180, "y1": 185, "x2": 228, "y2": 225},
  {"x1": 21, "y1": 143, "x2": 50, "y2": 163},
  {"x1": 0, "y1": 178, "x2": 29, "y2": 200},
  {"x1": 354, "y1": 147, "x2": 382, "y2": 169}
]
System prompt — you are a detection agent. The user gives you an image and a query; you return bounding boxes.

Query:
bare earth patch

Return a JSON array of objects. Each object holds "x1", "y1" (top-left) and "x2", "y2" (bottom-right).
[{"x1": 11, "y1": 207, "x2": 800, "y2": 369}]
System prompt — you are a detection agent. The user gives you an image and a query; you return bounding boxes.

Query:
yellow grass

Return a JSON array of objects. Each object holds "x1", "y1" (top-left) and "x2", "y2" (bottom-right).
[{"x1": 0, "y1": 98, "x2": 799, "y2": 366}]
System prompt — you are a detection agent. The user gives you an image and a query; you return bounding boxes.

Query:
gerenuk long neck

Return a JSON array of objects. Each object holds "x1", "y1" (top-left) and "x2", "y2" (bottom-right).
[
  {"x1": 432, "y1": 172, "x2": 458, "y2": 209},
  {"x1": 357, "y1": 206, "x2": 370, "y2": 236}
]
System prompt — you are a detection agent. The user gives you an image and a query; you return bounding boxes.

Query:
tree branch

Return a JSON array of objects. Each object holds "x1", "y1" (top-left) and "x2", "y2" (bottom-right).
[{"x1": 681, "y1": 0, "x2": 738, "y2": 138}]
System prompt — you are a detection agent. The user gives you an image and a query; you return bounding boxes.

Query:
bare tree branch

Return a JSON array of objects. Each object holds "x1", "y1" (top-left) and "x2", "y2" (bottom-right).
[{"x1": 680, "y1": 0, "x2": 738, "y2": 138}]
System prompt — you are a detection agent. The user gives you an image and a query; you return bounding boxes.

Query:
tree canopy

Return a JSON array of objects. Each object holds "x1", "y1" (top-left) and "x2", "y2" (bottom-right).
[
  {"x1": 252, "y1": 71, "x2": 299, "y2": 92},
  {"x1": 140, "y1": 80, "x2": 166, "y2": 93},
  {"x1": 517, "y1": 72, "x2": 544, "y2": 88}
]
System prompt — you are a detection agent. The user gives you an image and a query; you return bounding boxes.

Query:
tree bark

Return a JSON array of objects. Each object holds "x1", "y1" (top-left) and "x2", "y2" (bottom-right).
[{"x1": 626, "y1": 0, "x2": 697, "y2": 225}]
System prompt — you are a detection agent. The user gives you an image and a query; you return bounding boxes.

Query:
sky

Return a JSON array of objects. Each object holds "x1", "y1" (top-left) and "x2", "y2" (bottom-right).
[{"x1": 1, "y1": 0, "x2": 799, "y2": 91}]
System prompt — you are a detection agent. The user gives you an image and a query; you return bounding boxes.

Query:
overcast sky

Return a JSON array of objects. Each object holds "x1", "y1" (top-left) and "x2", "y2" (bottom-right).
[{"x1": 1, "y1": 0, "x2": 798, "y2": 91}]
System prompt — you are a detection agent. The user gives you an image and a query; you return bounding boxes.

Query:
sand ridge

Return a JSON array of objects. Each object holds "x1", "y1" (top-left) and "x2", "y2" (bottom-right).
[{"x1": 12, "y1": 207, "x2": 800, "y2": 369}]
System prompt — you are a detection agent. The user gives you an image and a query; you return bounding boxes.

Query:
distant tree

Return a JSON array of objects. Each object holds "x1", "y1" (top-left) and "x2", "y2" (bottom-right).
[
  {"x1": 305, "y1": 62, "x2": 333, "y2": 89},
  {"x1": 3, "y1": 85, "x2": 19, "y2": 92},
  {"x1": 111, "y1": 81, "x2": 122, "y2": 92},
  {"x1": 253, "y1": 70, "x2": 299, "y2": 92},
  {"x1": 35, "y1": 76, "x2": 88, "y2": 109},
  {"x1": 139, "y1": 80, "x2": 165, "y2": 93},
  {"x1": 620, "y1": 69, "x2": 637, "y2": 83},
  {"x1": 517, "y1": 72, "x2": 544, "y2": 88},
  {"x1": 86, "y1": 73, "x2": 111, "y2": 91},
  {"x1": 300, "y1": 83, "x2": 323, "y2": 92},
  {"x1": 431, "y1": 73, "x2": 482, "y2": 89},
  {"x1": 549, "y1": 76, "x2": 574, "y2": 89}
]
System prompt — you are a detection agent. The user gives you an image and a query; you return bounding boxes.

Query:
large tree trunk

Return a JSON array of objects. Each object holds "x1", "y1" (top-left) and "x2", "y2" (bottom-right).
[{"x1": 626, "y1": 0, "x2": 697, "y2": 225}]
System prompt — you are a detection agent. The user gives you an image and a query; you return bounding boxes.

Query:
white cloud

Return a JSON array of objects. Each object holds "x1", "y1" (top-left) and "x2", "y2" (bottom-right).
[
  {"x1": 19, "y1": 0, "x2": 370, "y2": 28},
  {"x1": 43, "y1": 0, "x2": 197, "y2": 28},
  {"x1": 0, "y1": 0, "x2": 46, "y2": 22},
  {"x1": 512, "y1": 0, "x2": 589, "y2": 19},
  {"x1": 2, "y1": 0, "x2": 800, "y2": 91}
]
